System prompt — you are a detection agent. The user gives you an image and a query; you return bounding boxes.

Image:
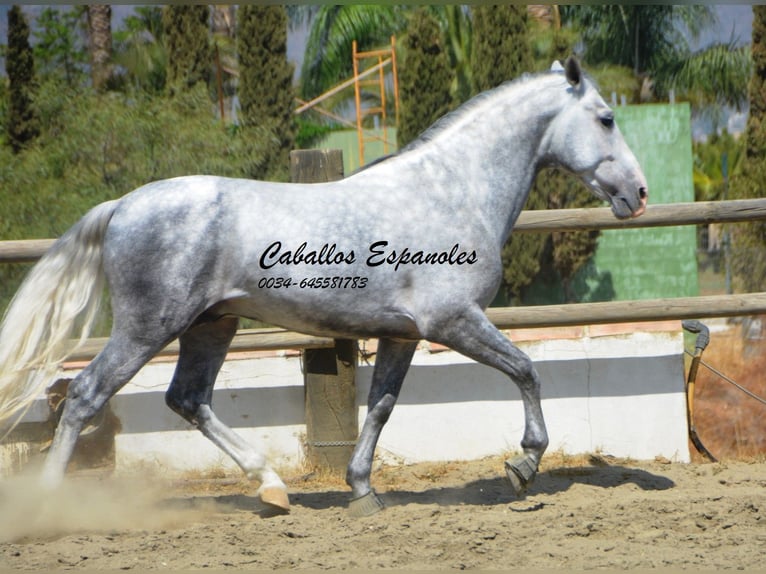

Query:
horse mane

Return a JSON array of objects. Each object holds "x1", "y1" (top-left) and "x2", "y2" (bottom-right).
[{"x1": 352, "y1": 69, "x2": 567, "y2": 175}]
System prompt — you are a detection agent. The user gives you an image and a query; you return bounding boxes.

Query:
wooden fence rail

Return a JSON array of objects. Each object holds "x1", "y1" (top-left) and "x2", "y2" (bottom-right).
[
  {"x1": 2, "y1": 198, "x2": 766, "y2": 264},
  {"x1": 3, "y1": 196, "x2": 766, "y2": 363},
  {"x1": 58, "y1": 292, "x2": 766, "y2": 363}
]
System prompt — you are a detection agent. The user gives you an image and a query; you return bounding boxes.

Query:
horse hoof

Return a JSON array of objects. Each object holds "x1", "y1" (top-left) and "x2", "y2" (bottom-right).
[
  {"x1": 259, "y1": 486, "x2": 290, "y2": 515},
  {"x1": 348, "y1": 491, "x2": 385, "y2": 518},
  {"x1": 505, "y1": 456, "x2": 538, "y2": 496}
]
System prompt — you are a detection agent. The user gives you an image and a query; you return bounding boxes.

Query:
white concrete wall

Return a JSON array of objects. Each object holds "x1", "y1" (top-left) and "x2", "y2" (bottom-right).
[
  {"x1": 362, "y1": 330, "x2": 689, "y2": 465},
  {"x1": 1, "y1": 327, "x2": 690, "y2": 477}
]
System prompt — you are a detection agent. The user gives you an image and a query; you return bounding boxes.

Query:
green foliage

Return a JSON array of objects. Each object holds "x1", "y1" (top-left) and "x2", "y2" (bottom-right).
[
  {"x1": 502, "y1": 171, "x2": 602, "y2": 305},
  {"x1": 693, "y1": 131, "x2": 743, "y2": 202},
  {"x1": 162, "y1": 5, "x2": 211, "y2": 95},
  {"x1": 299, "y1": 5, "x2": 405, "y2": 100},
  {"x1": 397, "y1": 9, "x2": 455, "y2": 148},
  {"x1": 560, "y1": 5, "x2": 748, "y2": 110},
  {"x1": 237, "y1": 5, "x2": 295, "y2": 181},
  {"x1": 528, "y1": 13, "x2": 575, "y2": 71},
  {"x1": 433, "y1": 5, "x2": 473, "y2": 103},
  {"x1": 667, "y1": 43, "x2": 751, "y2": 111},
  {"x1": 729, "y1": 6, "x2": 766, "y2": 293},
  {"x1": 546, "y1": 172, "x2": 603, "y2": 302},
  {"x1": 295, "y1": 118, "x2": 336, "y2": 150},
  {"x1": 500, "y1": 188, "x2": 548, "y2": 305},
  {"x1": 6, "y1": 5, "x2": 39, "y2": 153},
  {"x1": 0, "y1": 80, "x2": 270, "y2": 317},
  {"x1": 560, "y1": 6, "x2": 713, "y2": 77},
  {"x1": 112, "y1": 7, "x2": 167, "y2": 94},
  {"x1": 587, "y1": 65, "x2": 642, "y2": 105},
  {"x1": 32, "y1": 6, "x2": 88, "y2": 87},
  {"x1": 470, "y1": 5, "x2": 532, "y2": 93}
]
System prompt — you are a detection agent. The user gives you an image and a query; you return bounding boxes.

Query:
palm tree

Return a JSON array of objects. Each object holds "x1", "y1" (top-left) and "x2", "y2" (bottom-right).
[
  {"x1": 294, "y1": 5, "x2": 475, "y2": 106},
  {"x1": 560, "y1": 5, "x2": 750, "y2": 107},
  {"x1": 87, "y1": 5, "x2": 112, "y2": 91},
  {"x1": 296, "y1": 5, "x2": 405, "y2": 100},
  {"x1": 112, "y1": 6, "x2": 166, "y2": 94}
]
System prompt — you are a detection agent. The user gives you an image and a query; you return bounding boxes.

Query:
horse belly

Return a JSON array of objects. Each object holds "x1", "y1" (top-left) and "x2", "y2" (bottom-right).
[{"x1": 217, "y1": 287, "x2": 422, "y2": 340}]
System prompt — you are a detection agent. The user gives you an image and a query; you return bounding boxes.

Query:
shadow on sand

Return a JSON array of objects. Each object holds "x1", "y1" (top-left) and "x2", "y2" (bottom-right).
[{"x1": 161, "y1": 463, "x2": 675, "y2": 516}]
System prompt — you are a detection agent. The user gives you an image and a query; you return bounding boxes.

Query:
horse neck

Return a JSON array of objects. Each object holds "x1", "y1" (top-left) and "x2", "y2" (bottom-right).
[{"x1": 402, "y1": 77, "x2": 566, "y2": 247}]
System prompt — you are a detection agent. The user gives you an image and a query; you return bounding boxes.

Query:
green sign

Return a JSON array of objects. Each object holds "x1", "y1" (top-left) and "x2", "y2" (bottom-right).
[{"x1": 589, "y1": 103, "x2": 698, "y2": 301}]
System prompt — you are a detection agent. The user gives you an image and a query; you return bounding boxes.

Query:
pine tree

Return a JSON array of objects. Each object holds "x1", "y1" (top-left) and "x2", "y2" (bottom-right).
[
  {"x1": 6, "y1": 5, "x2": 39, "y2": 153},
  {"x1": 162, "y1": 5, "x2": 211, "y2": 94},
  {"x1": 238, "y1": 4, "x2": 295, "y2": 181},
  {"x1": 469, "y1": 6, "x2": 545, "y2": 303},
  {"x1": 729, "y1": 5, "x2": 766, "y2": 292},
  {"x1": 397, "y1": 9, "x2": 454, "y2": 148},
  {"x1": 471, "y1": 5, "x2": 532, "y2": 94}
]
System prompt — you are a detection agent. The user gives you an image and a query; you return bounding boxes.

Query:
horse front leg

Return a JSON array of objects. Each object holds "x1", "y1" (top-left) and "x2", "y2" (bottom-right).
[
  {"x1": 429, "y1": 307, "x2": 549, "y2": 496},
  {"x1": 346, "y1": 338, "x2": 417, "y2": 517}
]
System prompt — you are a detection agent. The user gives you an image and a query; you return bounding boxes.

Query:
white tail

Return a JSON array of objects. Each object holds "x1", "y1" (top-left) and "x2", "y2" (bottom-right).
[{"x1": 0, "y1": 200, "x2": 119, "y2": 432}]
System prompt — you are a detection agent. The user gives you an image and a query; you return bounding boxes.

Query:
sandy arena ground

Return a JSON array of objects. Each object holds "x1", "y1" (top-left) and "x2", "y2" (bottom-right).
[{"x1": 1, "y1": 453, "x2": 764, "y2": 570}]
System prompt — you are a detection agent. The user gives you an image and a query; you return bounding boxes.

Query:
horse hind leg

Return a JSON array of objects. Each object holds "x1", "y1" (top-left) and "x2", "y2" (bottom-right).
[
  {"x1": 40, "y1": 332, "x2": 169, "y2": 488},
  {"x1": 164, "y1": 316, "x2": 289, "y2": 514},
  {"x1": 346, "y1": 338, "x2": 417, "y2": 517}
]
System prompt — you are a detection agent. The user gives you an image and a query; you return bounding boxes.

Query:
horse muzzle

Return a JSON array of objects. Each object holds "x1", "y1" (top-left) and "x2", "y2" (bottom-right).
[{"x1": 630, "y1": 186, "x2": 648, "y2": 218}]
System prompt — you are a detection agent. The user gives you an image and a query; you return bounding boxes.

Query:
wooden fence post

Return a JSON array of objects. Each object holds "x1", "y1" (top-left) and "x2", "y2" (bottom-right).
[{"x1": 289, "y1": 149, "x2": 358, "y2": 473}]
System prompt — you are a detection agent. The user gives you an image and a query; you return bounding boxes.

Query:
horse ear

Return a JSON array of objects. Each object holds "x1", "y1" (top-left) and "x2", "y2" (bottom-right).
[{"x1": 565, "y1": 56, "x2": 582, "y2": 88}]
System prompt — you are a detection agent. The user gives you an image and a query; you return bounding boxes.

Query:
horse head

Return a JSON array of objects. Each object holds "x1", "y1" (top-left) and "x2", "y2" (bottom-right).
[{"x1": 545, "y1": 57, "x2": 648, "y2": 219}]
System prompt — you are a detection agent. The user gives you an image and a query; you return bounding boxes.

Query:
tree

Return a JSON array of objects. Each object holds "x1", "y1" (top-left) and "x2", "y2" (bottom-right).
[
  {"x1": 467, "y1": 5, "x2": 541, "y2": 303},
  {"x1": 87, "y1": 5, "x2": 113, "y2": 91},
  {"x1": 397, "y1": 9, "x2": 454, "y2": 148},
  {"x1": 162, "y1": 5, "x2": 211, "y2": 95},
  {"x1": 434, "y1": 5, "x2": 472, "y2": 103},
  {"x1": 729, "y1": 6, "x2": 766, "y2": 293},
  {"x1": 237, "y1": 5, "x2": 295, "y2": 181},
  {"x1": 112, "y1": 6, "x2": 166, "y2": 94},
  {"x1": 295, "y1": 6, "x2": 472, "y2": 115},
  {"x1": 471, "y1": 5, "x2": 532, "y2": 94},
  {"x1": 561, "y1": 6, "x2": 713, "y2": 78},
  {"x1": 560, "y1": 5, "x2": 750, "y2": 108},
  {"x1": 6, "y1": 5, "x2": 39, "y2": 153},
  {"x1": 33, "y1": 7, "x2": 88, "y2": 87},
  {"x1": 297, "y1": 5, "x2": 405, "y2": 100}
]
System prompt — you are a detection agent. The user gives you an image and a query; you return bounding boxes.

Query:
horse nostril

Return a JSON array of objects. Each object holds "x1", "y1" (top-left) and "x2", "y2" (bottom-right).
[{"x1": 639, "y1": 187, "x2": 648, "y2": 200}]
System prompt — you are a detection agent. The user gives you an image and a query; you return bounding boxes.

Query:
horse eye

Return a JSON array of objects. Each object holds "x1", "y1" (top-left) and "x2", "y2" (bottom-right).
[{"x1": 600, "y1": 114, "x2": 614, "y2": 128}]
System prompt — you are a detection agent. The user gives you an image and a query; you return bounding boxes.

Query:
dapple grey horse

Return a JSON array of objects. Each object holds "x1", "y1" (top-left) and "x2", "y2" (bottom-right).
[{"x1": 0, "y1": 58, "x2": 647, "y2": 516}]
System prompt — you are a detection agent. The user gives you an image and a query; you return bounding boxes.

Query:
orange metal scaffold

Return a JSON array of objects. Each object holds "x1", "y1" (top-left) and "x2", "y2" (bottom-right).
[{"x1": 352, "y1": 36, "x2": 399, "y2": 167}]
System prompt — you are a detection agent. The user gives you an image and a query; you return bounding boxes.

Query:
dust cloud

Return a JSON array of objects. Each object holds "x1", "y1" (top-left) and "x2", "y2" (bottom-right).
[{"x1": 0, "y1": 471, "x2": 220, "y2": 543}]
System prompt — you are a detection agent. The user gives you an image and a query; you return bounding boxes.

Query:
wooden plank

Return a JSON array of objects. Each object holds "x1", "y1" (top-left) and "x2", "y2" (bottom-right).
[
  {"x1": 0, "y1": 239, "x2": 55, "y2": 263},
  {"x1": 4, "y1": 199, "x2": 766, "y2": 263},
  {"x1": 514, "y1": 198, "x2": 766, "y2": 233},
  {"x1": 66, "y1": 328, "x2": 336, "y2": 363},
  {"x1": 61, "y1": 292, "x2": 766, "y2": 362},
  {"x1": 486, "y1": 292, "x2": 766, "y2": 329},
  {"x1": 294, "y1": 58, "x2": 391, "y2": 115}
]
